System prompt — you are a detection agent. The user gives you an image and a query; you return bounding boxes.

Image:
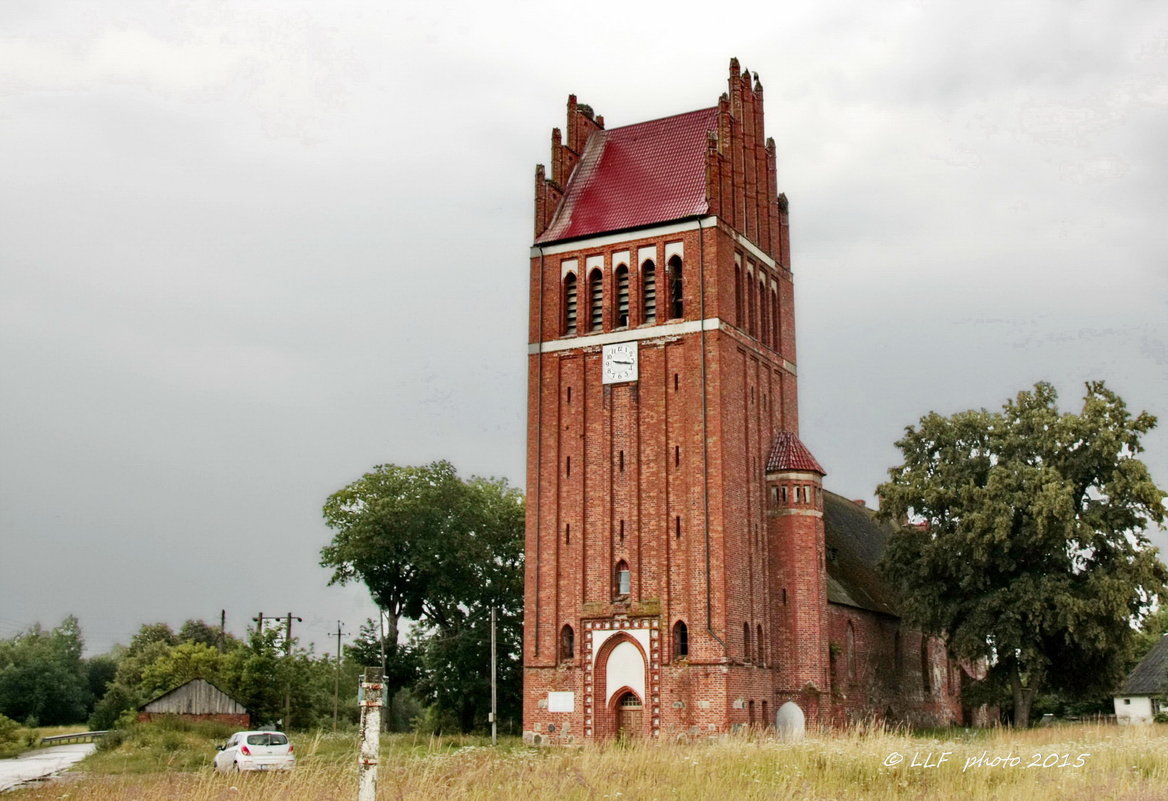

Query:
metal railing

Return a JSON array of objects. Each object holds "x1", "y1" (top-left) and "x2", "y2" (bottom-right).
[{"x1": 40, "y1": 731, "x2": 109, "y2": 745}]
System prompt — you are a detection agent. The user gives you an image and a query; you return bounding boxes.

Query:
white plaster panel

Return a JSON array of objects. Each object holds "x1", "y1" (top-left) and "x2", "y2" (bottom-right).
[
  {"x1": 530, "y1": 317, "x2": 722, "y2": 353},
  {"x1": 638, "y1": 246, "x2": 657, "y2": 267},
  {"x1": 734, "y1": 230, "x2": 777, "y2": 269},
  {"x1": 664, "y1": 241, "x2": 684, "y2": 262},
  {"x1": 592, "y1": 627, "x2": 651, "y2": 667},
  {"x1": 547, "y1": 691, "x2": 574, "y2": 713},
  {"x1": 561, "y1": 258, "x2": 578, "y2": 278},
  {"x1": 1114, "y1": 696, "x2": 1155, "y2": 725},
  {"x1": 585, "y1": 255, "x2": 604, "y2": 274},
  {"x1": 533, "y1": 218, "x2": 714, "y2": 257},
  {"x1": 604, "y1": 639, "x2": 646, "y2": 706},
  {"x1": 612, "y1": 250, "x2": 630, "y2": 269}
]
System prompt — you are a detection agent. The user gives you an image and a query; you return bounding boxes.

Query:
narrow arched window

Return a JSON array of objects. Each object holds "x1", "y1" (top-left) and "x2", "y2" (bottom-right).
[
  {"x1": 743, "y1": 622, "x2": 751, "y2": 663},
  {"x1": 734, "y1": 262, "x2": 744, "y2": 325},
  {"x1": 673, "y1": 620, "x2": 689, "y2": 658},
  {"x1": 615, "y1": 265, "x2": 629, "y2": 327},
  {"x1": 560, "y1": 624, "x2": 575, "y2": 660},
  {"x1": 642, "y1": 261, "x2": 657, "y2": 323},
  {"x1": 667, "y1": 255, "x2": 683, "y2": 319},
  {"x1": 588, "y1": 268, "x2": 603, "y2": 331},
  {"x1": 746, "y1": 274, "x2": 756, "y2": 336},
  {"x1": 770, "y1": 288, "x2": 780, "y2": 350},
  {"x1": 759, "y1": 278, "x2": 769, "y2": 347},
  {"x1": 563, "y1": 273, "x2": 577, "y2": 336},
  {"x1": 757, "y1": 623, "x2": 765, "y2": 666},
  {"x1": 615, "y1": 560, "x2": 630, "y2": 597}
]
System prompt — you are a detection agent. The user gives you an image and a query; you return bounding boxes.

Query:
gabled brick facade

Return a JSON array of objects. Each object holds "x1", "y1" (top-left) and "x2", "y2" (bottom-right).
[{"x1": 524, "y1": 60, "x2": 973, "y2": 742}]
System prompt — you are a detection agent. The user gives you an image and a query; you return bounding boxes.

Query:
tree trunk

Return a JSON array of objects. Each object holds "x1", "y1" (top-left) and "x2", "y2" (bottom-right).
[{"x1": 1009, "y1": 664, "x2": 1037, "y2": 728}]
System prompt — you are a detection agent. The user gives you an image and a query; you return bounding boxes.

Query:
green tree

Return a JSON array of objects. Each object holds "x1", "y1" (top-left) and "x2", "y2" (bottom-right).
[
  {"x1": 321, "y1": 461, "x2": 524, "y2": 731},
  {"x1": 878, "y1": 382, "x2": 1168, "y2": 727},
  {"x1": 178, "y1": 619, "x2": 226, "y2": 649},
  {"x1": 90, "y1": 622, "x2": 338, "y2": 731},
  {"x1": 0, "y1": 616, "x2": 91, "y2": 725}
]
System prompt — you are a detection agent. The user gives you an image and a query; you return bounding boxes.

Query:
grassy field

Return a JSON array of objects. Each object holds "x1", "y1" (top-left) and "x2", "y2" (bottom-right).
[{"x1": 7, "y1": 721, "x2": 1167, "y2": 800}]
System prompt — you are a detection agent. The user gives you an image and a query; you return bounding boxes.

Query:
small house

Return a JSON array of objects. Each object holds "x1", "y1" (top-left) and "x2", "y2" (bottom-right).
[
  {"x1": 138, "y1": 678, "x2": 249, "y2": 728},
  {"x1": 1114, "y1": 635, "x2": 1168, "y2": 725}
]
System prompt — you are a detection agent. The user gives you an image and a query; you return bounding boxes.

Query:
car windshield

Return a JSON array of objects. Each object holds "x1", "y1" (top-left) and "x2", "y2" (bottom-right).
[{"x1": 246, "y1": 733, "x2": 288, "y2": 746}]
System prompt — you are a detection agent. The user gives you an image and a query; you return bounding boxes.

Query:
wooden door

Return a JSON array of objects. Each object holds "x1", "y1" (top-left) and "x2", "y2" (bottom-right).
[{"x1": 616, "y1": 692, "x2": 643, "y2": 737}]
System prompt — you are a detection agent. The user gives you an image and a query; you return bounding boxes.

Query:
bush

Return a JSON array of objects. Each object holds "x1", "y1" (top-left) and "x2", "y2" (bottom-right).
[
  {"x1": 0, "y1": 713, "x2": 25, "y2": 758},
  {"x1": 1153, "y1": 711, "x2": 1168, "y2": 724}
]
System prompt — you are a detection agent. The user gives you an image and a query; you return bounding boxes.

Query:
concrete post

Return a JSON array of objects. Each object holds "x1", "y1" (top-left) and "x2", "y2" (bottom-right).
[{"x1": 358, "y1": 668, "x2": 383, "y2": 801}]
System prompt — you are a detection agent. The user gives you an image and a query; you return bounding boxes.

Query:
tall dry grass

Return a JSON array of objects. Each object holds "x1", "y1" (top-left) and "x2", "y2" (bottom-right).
[{"x1": 8, "y1": 723, "x2": 1167, "y2": 801}]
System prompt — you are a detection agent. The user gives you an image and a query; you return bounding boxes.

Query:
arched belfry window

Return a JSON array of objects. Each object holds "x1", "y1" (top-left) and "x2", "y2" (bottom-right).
[
  {"x1": 614, "y1": 560, "x2": 631, "y2": 597},
  {"x1": 757, "y1": 623, "x2": 765, "y2": 666},
  {"x1": 588, "y1": 268, "x2": 603, "y2": 331},
  {"x1": 743, "y1": 622, "x2": 751, "y2": 663},
  {"x1": 560, "y1": 624, "x2": 575, "y2": 660},
  {"x1": 770, "y1": 288, "x2": 780, "y2": 350},
  {"x1": 673, "y1": 620, "x2": 689, "y2": 658},
  {"x1": 667, "y1": 255, "x2": 683, "y2": 319},
  {"x1": 642, "y1": 261, "x2": 657, "y2": 324},
  {"x1": 563, "y1": 273, "x2": 577, "y2": 336},
  {"x1": 615, "y1": 265, "x2": 630, "y2": 327}
]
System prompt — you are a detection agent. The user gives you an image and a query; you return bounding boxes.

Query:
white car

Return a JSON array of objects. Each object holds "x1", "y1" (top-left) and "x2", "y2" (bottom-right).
[{"x1": 214, "y1": 731, "x2": 295, "y2": 772}]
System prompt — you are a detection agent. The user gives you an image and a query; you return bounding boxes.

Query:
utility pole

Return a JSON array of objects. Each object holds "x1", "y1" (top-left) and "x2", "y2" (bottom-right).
[
  {"x1": 282, "y1": 612, "x2": 302, "y2": 731},
  {"x1": 490, "y1": 606, "x2": 497, "y2": 746},
  {"x1": 378, "y1": 609, "x2": 388, "y2": 731},
  {"x1": 219, "y1": 609, "x2": 226, "y2": 653},
  {"x1": 332, "y1": 620, "x2": 346, "y2": 731},
  {"x1": 253, "y1": 612, "x2": 265, "y2": 638}
]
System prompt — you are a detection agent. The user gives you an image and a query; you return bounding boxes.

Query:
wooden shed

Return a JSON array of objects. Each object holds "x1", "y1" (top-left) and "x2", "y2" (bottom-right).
[{"x1": 138, "y1": 678, "x2": 249, "y2": 728}]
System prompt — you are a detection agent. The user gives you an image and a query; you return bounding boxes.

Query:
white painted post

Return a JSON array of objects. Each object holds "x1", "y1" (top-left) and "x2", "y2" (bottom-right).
[{"x1": 358, "y1": 668, "x2": 383, "y2": 801}]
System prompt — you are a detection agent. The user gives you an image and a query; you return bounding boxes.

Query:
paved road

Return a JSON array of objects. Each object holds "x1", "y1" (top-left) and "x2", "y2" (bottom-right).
[{"x1": 0, "y1": 743, "x2": 96, "y2": 792}]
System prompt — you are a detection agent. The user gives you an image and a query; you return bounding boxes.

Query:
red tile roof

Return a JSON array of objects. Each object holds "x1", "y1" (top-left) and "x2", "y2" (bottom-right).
[
  {"x1": 765, "y1": 432, "x2": 826, "y2": 475},
  {"x1": 536, "y1": 108, "x2": 717, "y2": 244}
]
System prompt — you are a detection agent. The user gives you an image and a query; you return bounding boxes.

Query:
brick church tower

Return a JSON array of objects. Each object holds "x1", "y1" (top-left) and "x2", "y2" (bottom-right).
[{"x1": 523, "y1": 60, "x2": 835, "y2": 742}]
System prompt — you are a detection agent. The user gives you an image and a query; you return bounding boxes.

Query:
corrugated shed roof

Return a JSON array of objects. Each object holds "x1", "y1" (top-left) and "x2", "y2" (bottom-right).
[
  {"x1": 823, "y1": 491, "x2": 899, "y2": 616},
  {"x1": 765, "y1": 432, "x2": 826, "y2": 475},
  {"x1": 535, "y1": 108, "x2": 716, "y2": 244},
  {"x1": 1118, "y1": 635, "x2": 1168, "y2": 695}
]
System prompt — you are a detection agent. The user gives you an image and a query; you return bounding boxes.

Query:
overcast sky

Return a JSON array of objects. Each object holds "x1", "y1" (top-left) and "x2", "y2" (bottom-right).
[{"x1": 2, "y1": 0, "x2": 1166, "y2": 656}]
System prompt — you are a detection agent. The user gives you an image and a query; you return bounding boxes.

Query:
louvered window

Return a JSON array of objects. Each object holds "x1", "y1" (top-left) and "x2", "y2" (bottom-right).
[
  {"x1": 615, "y1": 265, "x2": 629, "y2": 327},
  {"x1": 668, "y1": 255, "x2": 683, "y2": 319},
  {"x1": 642, "y1": 261, "x2": 656, "y2": 323},
  {"x1": 563, "y1": 273, "x2": 577, "y2": 335},
  {"x1": 589, "y1": 268, "x2": 603, "y2": 331}
]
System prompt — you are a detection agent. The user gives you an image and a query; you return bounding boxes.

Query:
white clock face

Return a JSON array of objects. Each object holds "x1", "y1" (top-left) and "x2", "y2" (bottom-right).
[{"x1": 602, "y1": 342, "x2": 638, "y2": 384}]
